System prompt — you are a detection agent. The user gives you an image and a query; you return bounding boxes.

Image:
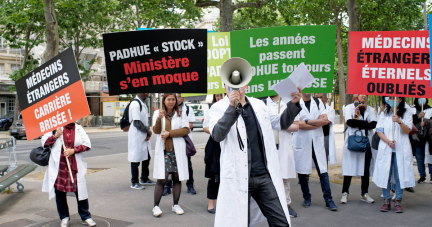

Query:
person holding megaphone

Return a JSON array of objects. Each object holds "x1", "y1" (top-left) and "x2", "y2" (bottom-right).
[{"x1": 209, "y1": 58, "x2": 301, "y2": 227}]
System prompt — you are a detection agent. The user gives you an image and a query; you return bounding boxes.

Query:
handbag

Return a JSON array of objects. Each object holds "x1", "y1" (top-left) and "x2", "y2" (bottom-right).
[
  {"x1": 371, "y1": 131, "x2": 380, "y2": 150},
  {"x1": 29, "y1": 146, "x2": 51, "y2": 166},
  {"x1": 348, "y1": 130, "x2": 370, "y2": 153},
  {"x1": 409, "y1": 124, "x2": 418, "y2": 136},
  {"x1": 184, "y1": 135, "x2": 196, "y2": 157}
]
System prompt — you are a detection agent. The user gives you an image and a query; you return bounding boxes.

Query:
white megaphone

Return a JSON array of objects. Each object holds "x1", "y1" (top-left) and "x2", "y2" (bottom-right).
[{"x1": 220, "y1": 57, "x2": 253, "y2": 110}]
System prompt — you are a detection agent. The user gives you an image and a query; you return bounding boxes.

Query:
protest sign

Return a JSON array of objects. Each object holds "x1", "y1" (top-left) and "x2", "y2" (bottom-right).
[
  {"x1": 182, "y1": 32, "x2": 229, "y2": 97},
  {"x1": 230, "y1": 25, "x2": 336, "y2": 97},
  {"x1": 103, "y1": 29, "x2": 207, "y2": 95},
  {"x1": 347, "y1": 31, "x2": 431, "y2": 98},
  {"x1": 16, "y1": 48, "x2": 90, "y2": 141}
]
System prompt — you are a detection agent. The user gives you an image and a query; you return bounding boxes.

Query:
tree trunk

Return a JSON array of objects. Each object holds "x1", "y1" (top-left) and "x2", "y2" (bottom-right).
[
  {"x1": 346, "y1": 0, "x2": 357, "y2": 106},
  {"x1": 336, "y1": 18, "x2": 346, "y2": 123},
  {"x1": 219, "y1": 0, "x2": 234, "y2": 32},
  {"x1": 43, "y1": 0, "x2": 59, "y2": 62}
]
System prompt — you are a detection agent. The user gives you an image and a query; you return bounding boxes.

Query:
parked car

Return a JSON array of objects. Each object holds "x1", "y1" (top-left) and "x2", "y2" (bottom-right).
[
  {"x1": 0, "y1": 114, "x2": 14, "y2": 131},
  {"x1": 192, "y1": 109, "x2": 205, "y2": 130},
  {"x1": 9, "y1": 114, "x2": 25, "y2": 140}
]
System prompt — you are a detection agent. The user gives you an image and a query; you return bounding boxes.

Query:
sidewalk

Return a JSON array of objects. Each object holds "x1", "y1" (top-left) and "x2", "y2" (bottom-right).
[{"x1": 1, "y1": 145, "x2": 431, "y2": 227}]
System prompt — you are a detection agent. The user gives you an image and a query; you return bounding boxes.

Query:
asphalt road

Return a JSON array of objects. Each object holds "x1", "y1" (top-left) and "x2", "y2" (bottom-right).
[{"x1": 0, "y1": 129, "x2": 210, "y2": 166}]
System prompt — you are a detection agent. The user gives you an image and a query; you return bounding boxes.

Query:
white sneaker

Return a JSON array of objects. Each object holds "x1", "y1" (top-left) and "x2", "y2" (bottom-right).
[
  {"x1": 360, "y1": 193, "x2": 374, "y2": 203},
  {"x1": 82, "y1": 218, "x2": 97, "y2": 226},
  {"x1": 60, "y1": 217, "x2": 70, "y2": 227},
  {"x1": 172, "y1": 205, "x2": 184, "y2": 215},
  {"x1": 152, "y1": 206, "x2": 163, "y2": 217},
  {"x1": 340, "y1": 192, "x2": 348, "y2": 204},
  {"x1": 392, "y1": 192, "x2": 396, "y2": 201}
]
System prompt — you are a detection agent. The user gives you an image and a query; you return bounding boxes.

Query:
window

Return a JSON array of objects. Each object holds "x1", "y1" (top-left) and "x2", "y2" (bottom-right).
[
  {"x1": 0, "y1": 64, "x2": 4, "y2": 77},
  {"x1": 10, "y1": 64, "x2": 20, "y2": 73},
  {"x1": 0, "y1": 36, "x2": 5, "y2": 49},
  {"x1": 7, "y1": 96, "x2": 15, "y2": 115}
]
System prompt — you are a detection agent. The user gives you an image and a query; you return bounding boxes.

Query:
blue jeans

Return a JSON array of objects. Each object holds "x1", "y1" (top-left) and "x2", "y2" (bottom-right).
[
  {"x1": 298, "y1": 148, "x2": 332, "y2": 201},
  {"x1": 382, "y1": 153, "x2": 403, "y2": 200},
  {"x1": 415, "y1": 146, "x2": 432, "y2": 178}
]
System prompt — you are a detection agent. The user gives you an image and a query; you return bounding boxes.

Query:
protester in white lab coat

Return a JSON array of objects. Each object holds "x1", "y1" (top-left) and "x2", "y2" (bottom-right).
[
  {"x1": 316, "y1": 93, "x2": 337, "y2": 164},
  {"x1": 152, "y1": 93, "x2": 190, "y2": 217},
  {"x1": 340, "y1": 94, "x2": 377, "y2": 204},
  {"x1": 204, "y1": 94, "x2": 224, "y2": 214},
  {"x1": 163, "y1": 93, "x2": 197, "y2": 196},
  {"x1": 373, "y1": 97, "x2": 414, "y2": 213},
  {"x1": 42, "y1": 123, "x2": 96, "y2": 227},
  {"x1": 210, "y1": 85, "x2": 302, "y2": 227},
  {"x1": 422, "y1": 105, "x2": 432, "y2": 169},
  {"x1": 128, "y1": 93, "x2": 153, "y2": 190},
  {"x1": 267, "y1": 95, "x2": 299, "y2": 218},
  {"x1": 412, "y1": 98, "x2": 432, "y2": 183},
  {"x1": 294, "y1": 93, "x2": 338, "y2": 211}
]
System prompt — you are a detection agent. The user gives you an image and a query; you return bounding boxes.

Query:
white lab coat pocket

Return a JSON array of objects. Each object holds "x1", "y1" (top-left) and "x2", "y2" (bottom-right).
[{"x1": 221, "y1": 154, "x2": 236, "y2": 179}]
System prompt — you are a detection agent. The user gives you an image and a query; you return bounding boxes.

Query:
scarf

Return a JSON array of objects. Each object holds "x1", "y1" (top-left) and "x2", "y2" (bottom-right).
[
  {"x1": 354, "y1": 103, "x2": 367, "y2": 120},
  {"x1": 63, "y1": 123, "x2": 77, "y2": 172},
  {"x1": 353, "y1": 94, "x2": 359, "y2": 107}
]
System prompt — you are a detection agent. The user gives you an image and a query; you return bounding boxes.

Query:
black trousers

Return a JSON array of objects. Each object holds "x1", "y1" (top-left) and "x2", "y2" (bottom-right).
[
  {"x1": 131, "y1": 156, "x2": 151, "y2": 184},
  {"x1": 298, "y1": 147, "x2": 332, "y2": 201},
  {"x1": 55, "y1": 190, "x2": 91, "y2": 221},
  {"x1": 207, "y1": 178, "x2": 220, "y2": 200},
  {"x1": 166, "y1": 156, "x2": 194, "y2": 188},
  {"x1": 248, "y1": 174, "x2": 289, "y2": 227},
  {"x1": 342, "y1": 148, "x2": 372, "y2": 195}
]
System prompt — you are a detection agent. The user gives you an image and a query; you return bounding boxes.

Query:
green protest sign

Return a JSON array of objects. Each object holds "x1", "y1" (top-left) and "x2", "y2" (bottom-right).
[
  {"x1": 230, "y1": 25, "x2": 336, "y2": 97},
  {"x1": 182, "y1": 32, "x2": 229, "y2": 97}
]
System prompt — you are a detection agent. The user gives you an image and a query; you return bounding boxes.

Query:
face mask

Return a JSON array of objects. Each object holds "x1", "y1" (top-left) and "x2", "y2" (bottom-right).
[
  {"x1": 418, "y1": 98, "x2": 426, "y2": 105},
  {"x1": 385, "y1": 97, "x2": 398, "y2": 108},
  {"x1": 228, "y1": 87, "x2": 233, "y2": 93}
]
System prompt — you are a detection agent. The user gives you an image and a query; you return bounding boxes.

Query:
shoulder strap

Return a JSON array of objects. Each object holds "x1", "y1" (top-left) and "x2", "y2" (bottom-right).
[
  {"x1": 184, "y1": 104, "x2": 189, "y2": 116},
  {"x1": 131, "y1": 99, "x2": 142, "y2": 111},
  {"x1": 313, "y1": 97, "x2": 320, "y2": 111}
]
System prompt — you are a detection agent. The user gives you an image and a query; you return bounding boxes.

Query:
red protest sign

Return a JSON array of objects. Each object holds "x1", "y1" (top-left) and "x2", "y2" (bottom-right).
[
  {"x1": 347, "y1": 31, "x2": 431, "y2": 98},
  {"x1": 16, "y1": 48, "x2": 90, "y2": 141}
]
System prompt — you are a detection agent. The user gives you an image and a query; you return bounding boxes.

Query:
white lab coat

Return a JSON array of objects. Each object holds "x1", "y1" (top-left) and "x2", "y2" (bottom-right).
[
  {"x1": 42, "y1": 124, "x2": 91, "y2": 201},
  {"x1": 181, "y1": 104, "x2": 195, "y2": 141},
  {"x1": 152, "y1": 110, "x2": 189, "y2": 181},
  {"x1": 128, "y1": 96, "x2": 152, "y2": 162},
  {"x1": 209, "y1": 96, "x2": 290, "y2": 227},
  {"x1": 293, "y1": 98, "x2": 328, "y2": 174},
  {"x1": 266, "y1": 97, "x2": 297, "y2": 179},
  {"x1": 324, "y1": 103, "x2": 337, "y2": 164},
  {"x1": 423, "y1": 108, "x2": 432, "y2": 164},
  {"x1": 342, "y1": 104, "x2": 377, "y2": 177},
  {"x1": 372, "y1": 109, "x2": 415, "y2": 189}
]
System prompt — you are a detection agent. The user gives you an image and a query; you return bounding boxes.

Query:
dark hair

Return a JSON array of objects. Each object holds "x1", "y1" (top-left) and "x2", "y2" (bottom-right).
[
  {"x1": 212, "y1": 94, "x2": 224, "y2": 104},
  {"x1": 414, "y1": 98, "x2": 430, "y2": 111},
  {"x1": 384, "y1": 97, "x2": 406, "y2": 118},
  {"x1": 162, "y1": 93, "x2": 181, "y2": 116}
]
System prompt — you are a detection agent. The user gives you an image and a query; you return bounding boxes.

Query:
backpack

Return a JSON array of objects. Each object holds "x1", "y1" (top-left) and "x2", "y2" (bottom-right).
[{"x1": 120, "y1": 99, "x2": 142, "y2": 132}]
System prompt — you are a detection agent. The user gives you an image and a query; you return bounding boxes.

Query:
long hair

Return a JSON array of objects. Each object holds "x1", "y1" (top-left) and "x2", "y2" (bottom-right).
[
  {"x1": 162, "y1": 93, "x2": 181, "y2": 117},
  {"x1": 384, "y1": 97, "x2": 406, "y2": 118},
  {"x1": 212, "y1": 94, "x2": 225, "y2": 104},
  {"x1": 414, "y1": 98, "x2": 431, "y2": 111}
]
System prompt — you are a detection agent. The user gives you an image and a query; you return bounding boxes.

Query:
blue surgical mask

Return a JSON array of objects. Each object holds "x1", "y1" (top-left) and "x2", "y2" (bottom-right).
[
  {"x1": 385, "y1": 97, "x2": 398, "y2": 108},
  {"x1": 418, "y1": 98, "x2": 427, "y2": 105},
  {"x1": 228, "y1": 87, "x2": 233, "y2": 93}
]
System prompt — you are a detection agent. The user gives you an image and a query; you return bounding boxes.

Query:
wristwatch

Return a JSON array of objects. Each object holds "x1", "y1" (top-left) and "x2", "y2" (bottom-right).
[
  {"x1": 305, "y1": 119, "x2": 309, "y2": 124},
  {"x1": 398, "y1": 120, "x2": 402, "y2": 124}
]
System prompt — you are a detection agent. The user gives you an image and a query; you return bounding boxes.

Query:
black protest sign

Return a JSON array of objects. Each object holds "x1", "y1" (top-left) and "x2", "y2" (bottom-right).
[
  {"x1": 102, "y1": 29, "x2": 207, "y2": 95},
  {"x1": 16, "y1": 48, "x2": 90, "y2": 141}
]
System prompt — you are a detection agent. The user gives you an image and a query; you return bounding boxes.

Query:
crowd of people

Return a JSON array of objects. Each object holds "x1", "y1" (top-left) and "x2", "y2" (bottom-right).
[{"x1": 39, "y1": 85, "x2": 432, "y2": 227}]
